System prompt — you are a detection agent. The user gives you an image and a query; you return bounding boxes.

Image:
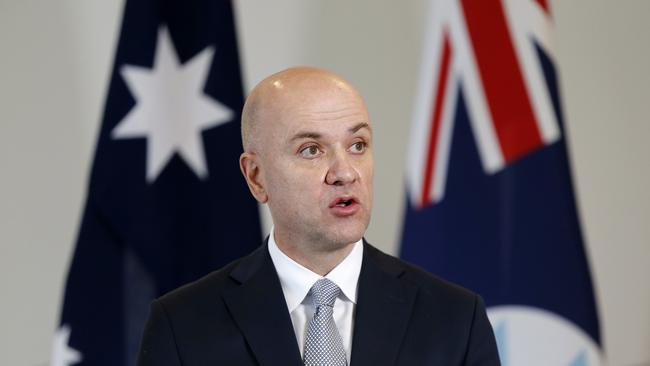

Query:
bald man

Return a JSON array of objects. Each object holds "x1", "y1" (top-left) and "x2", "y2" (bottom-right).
[{"x1": 137, "y1": 67, "x2": 501, "y2": 366}]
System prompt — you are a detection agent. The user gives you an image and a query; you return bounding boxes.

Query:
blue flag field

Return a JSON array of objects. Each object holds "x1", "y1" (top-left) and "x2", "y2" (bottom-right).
[
  {"x1": 54, "y1": 1, "x2": 261, "y2": 365},
  {"x1": 400, "y1": 1, "x2": 602, "y2": 364}
]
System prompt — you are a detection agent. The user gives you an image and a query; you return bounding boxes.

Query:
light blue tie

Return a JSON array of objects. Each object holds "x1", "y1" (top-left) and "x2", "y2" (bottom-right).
[{"x1": 303, "y1": 278, "x2": 347, "y2": 366}]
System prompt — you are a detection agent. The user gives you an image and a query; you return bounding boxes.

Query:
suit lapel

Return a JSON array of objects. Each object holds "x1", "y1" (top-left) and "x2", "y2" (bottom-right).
[
  {"x1": 222, "y1": 243, "x2": 303, "y2": 366},
  {"x1": 350, "y1": 243, "x2": 418, "y2": 366}
]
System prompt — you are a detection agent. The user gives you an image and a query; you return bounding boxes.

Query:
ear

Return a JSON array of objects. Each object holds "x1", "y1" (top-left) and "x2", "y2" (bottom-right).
[{"x1": 239, "y1": 151, "x2": 268, "y2": 203}]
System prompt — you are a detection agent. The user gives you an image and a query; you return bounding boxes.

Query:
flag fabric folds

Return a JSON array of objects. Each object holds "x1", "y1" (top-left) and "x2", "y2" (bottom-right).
[
  {"x1": 400, "y1": 1, "x2": 602, "y2": 364},
  {"x1": 55, "y1": 1, "x2": 261, "y2": 365}
]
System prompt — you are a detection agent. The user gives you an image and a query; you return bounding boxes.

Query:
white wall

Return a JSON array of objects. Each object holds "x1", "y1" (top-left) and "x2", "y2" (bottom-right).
[
  {"x1": 553, "y1": 1, "x2": 650, "y2": 364},
  {"x1": 0, "y1": 1, "x2": 124, "y2": 365},
  {"x1": 0, "y1": 0, "x2": 648, "y2": 365}
]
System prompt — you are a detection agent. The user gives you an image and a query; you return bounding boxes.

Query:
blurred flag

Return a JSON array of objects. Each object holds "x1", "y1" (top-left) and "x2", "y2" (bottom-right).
[
  {"x1": 53, "y1": 1, "x2": 261, "y2": 365},
  {"x1": 400, "y1": 0, "x2": 602, "y2": 364}
]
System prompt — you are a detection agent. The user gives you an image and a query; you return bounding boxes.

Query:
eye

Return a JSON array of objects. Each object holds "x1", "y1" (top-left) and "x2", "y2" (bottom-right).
[
  {"x1": 299, "y1": 145, "x2": 321, "y2": 158},
  {"x1": 350, "y1": 141, "x2": 367, "y2": 153}
]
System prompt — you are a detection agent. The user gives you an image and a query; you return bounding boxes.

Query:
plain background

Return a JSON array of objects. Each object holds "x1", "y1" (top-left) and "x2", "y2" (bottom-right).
[{"x1": 1, "y1": 0, "x2": 648, "y2": 365}]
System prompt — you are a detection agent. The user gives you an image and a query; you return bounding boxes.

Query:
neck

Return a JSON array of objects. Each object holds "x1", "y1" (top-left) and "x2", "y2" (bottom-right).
[{"x1": 273, "y1": 230, "x2": 357, "y2": 276}]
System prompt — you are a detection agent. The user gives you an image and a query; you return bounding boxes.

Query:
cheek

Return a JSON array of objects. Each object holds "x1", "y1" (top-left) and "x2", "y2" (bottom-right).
[
  {"x1": 358, "y1": 158, "x2": 374, "y2": 185},
  {"x1": 358, "y1": 160, "x2": 374, "y2": 210},
  {"x1": 267, "y1": 163, "x2": 325, "y2": 202}
]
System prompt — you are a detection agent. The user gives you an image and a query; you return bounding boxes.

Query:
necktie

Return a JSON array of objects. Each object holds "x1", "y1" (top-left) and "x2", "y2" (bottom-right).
[{"x1": 303, "y1": 278, "x2": 347, "y2": 366}]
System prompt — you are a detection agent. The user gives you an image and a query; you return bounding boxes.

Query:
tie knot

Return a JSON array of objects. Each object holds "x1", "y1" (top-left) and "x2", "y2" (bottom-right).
[{"x1": 310, "y1": 278, "x2": 340, "y2": 307}]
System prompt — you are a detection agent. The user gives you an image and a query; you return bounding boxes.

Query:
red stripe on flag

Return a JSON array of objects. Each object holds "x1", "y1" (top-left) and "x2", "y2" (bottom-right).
[
  {"x1": 535, "y1": 0, "x2": 549, "y2": 13},
  {"x1": 461, "y1": 0, "x2": 543, "y2": 162},
  {"x1": 421, "y1": 33, "x2": 452, "y2": 207}
]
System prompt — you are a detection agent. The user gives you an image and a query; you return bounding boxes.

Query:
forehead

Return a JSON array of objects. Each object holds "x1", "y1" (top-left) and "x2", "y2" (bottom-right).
[{"x1": 269, "y1": 81, "x2": 370, "y2": 138}]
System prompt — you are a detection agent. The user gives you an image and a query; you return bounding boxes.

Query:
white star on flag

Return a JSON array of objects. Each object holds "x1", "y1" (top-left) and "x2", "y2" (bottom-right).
[
  {"x1": 51, "y1": 325, "x2": 82, "y2": 366},
  {"x1": 112, "y1": 26, "x2": 233, "y2": 182}
]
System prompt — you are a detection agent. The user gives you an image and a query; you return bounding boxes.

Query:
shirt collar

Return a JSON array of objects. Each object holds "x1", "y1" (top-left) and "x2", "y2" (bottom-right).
[{"x1": 267, "y1": 227, "x2": 364, "y2": 312}]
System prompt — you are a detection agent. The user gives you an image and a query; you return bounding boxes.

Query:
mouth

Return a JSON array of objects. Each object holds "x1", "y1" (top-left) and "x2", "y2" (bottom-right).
[
  {"x1": 334, "y1": 198, "x2": 355, "y2": 207},
  {"x1": 329, "y1": 196, "x2": 360, "y2": 216}
]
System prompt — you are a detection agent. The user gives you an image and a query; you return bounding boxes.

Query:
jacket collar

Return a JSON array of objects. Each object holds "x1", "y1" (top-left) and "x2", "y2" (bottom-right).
[
  {"x1": 223, "y1": 240, "x2": 303, "y2": 366},
  {"x1": 350, "y1": 240, "x2": 419, "y2": 366},
  {"x1": 222, "y1": 238, "x2": 418, "y2": 366}
]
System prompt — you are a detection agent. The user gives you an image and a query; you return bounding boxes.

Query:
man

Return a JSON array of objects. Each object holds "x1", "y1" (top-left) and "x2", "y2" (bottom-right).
[{"x1": 137, "y1": 67, "x2": 500, "y2": 365}]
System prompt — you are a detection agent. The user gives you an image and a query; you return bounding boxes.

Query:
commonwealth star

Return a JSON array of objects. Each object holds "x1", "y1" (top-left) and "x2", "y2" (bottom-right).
[{"x1": 112, "y1": 27, "x2": 233, "y2": 182}]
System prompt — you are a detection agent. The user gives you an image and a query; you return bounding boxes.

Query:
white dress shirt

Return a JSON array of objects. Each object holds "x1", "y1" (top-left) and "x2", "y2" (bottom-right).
[{"x1": 268, "y1": 229, "x2": 363, "y2": 363}]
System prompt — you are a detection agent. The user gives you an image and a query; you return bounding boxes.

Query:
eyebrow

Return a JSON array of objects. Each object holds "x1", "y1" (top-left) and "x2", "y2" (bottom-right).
[
  {"x1": 349, "y1": 122, "x2": 371, "y2": 134},
  {"x1": 289, "y1": 122, "x2": 371, "y2": 143},
  {"x1": 290, "y1": 131, "x2": 323, "y2": 142}
]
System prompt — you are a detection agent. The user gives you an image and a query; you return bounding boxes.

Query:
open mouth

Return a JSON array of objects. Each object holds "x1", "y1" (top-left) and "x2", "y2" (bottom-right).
[
  {"x1": 330, "y1": 196, "x2": 358, "y2": 208},
  {"x1": 335, "y1": 199, "x2": 354, "y2": 207},
  {"x1": 329, "y1": 196, "x2": 360, "y2": 216}
]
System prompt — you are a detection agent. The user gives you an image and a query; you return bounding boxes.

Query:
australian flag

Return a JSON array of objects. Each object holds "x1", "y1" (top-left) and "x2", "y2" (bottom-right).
[
  {"x1": 400, "y1": 0, "x2": 602, "y2": 364},
  {"x1": 54, "y1": 1, "x2": 261, "y2": 365}
]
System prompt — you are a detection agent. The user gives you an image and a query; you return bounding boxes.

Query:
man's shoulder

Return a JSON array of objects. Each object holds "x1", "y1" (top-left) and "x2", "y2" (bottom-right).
[
  {"x1": 363, "y1": 243, "x2": 500, "y2": 365},
  {"x1": 364, "y1": 242, "x2": 479, "y2": 305},
  {"x1": 155, "y1": 246, "x2": 261, "y2": 310}
]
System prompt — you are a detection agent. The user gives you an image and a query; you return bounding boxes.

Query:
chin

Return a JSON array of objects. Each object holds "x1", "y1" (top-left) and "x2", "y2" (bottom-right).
[{"x1": 324, "y1": 221, "x2": 368, "y2": 247}]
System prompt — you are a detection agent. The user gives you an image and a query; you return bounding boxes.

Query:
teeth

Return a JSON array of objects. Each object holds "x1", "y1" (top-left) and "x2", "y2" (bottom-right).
[{"x1": 334, "y1": 199, "x2": 353, "y2": 207}]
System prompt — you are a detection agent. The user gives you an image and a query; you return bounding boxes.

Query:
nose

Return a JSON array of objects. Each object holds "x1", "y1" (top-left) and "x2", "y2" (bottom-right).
[{"x1": 325, "y1": 149, "x2": 357, "y2": 186}]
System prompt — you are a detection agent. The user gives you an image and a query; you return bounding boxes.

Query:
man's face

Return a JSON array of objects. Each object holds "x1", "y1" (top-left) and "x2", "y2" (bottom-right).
[{"x1": 258, "y1": 81, "x2": 373, "y2": 251}]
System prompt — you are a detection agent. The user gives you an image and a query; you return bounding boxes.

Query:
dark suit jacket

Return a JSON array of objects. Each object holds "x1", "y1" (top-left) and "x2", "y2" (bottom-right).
[{"x1": 137, "y1": 241, "x2": 501, "y2": 365}]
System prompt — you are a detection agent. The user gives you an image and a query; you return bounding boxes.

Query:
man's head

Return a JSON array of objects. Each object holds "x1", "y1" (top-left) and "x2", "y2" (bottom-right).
[{"x1": 239, "y1": 67, "x2": 373, "y2": 257}]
